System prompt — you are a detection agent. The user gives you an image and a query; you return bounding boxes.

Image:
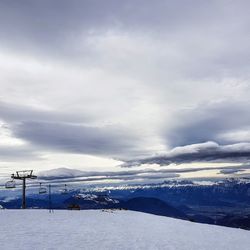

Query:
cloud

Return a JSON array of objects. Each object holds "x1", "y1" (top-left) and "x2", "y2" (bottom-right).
[
  {"x1": 0, "y1": 101, "x2": 153, "y2": 160},
  {"x1": 38, "y1": 164, "x2": 250, "y2": 184},
  {"x1": 164, "y1": 101, "x2": 250, "y2": 147},
  {"x1": 0, "y1": 0, "x2": 249, "y2": 83},
  {"x1": 38, "y1": 167, "x2": 180, "y2": 183},
  {"x1": 0, "y1": 145, "x2": 42, "y2": 161},
  {"x1": 11, "y1": 120, "x2": 145, "y2": 160},
  {"x1": 219, "y1": 169, "x2": 245, "y2": 175},
  {"x1": 123, "y1": 141, "x2": 250, "y2": 167},
  {"x1": 0, "y1": 1, "x2": 222, "y2": 57},
  {"x1": 0, "y1": 1, "x2": 250, "y2": 179},
  {"x1": 0, "y1": 101, "x2": 90, "y2": 123}
]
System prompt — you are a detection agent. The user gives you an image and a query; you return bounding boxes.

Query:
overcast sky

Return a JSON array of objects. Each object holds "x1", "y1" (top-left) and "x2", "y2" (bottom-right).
[{"x1": 1, "y1": 0, "x2": 250, "y2": 184}]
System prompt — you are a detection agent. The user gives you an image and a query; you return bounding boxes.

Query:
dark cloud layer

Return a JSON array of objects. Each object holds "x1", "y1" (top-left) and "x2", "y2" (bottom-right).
[
  {"x1": 0, "y1": 0, "x2": 183, "y2": 58},
  {"x1": 0, "y1": 1, "x2": 213, "y2": 48},
  {"x1": 1, "y1": 0, "x2": 250, "y2": 67},
  {"x1": 123, "y1": 142, "x2": 250, "y2": 167},
  {"x1": 166, "y1": 101, "x2": 250, "y2": 147},
  {"x1": 2, "y1": 100, "x2": 250, "y2": 166},
  {"x1": 0, "y1": 102, "x2": 143, "y2": 160},
  {"x1": 13, "y1": 121, "x2": 139, "y2": 158}
]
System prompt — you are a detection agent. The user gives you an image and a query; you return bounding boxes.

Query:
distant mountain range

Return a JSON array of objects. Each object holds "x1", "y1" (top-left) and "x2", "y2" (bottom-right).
[{"x1": 1, "y1": 178, "x2": 250, "y2": 229}]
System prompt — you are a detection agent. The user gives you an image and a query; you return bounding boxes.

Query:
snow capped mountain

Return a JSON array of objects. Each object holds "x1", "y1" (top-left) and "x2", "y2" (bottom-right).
[
  {"x1": 73, "y1": 193, "x2": 120, "y2": 205},
  {"x1": 0, "y1": 210, "x2": 249, "y2": 250},
  {"x1": 1, "y1": 171, "x2": 250, "y2": 230}
]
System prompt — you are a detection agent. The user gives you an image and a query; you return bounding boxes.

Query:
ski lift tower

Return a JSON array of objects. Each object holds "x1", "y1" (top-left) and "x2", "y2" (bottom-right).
[{"x1": 11, "y1": 170, "x2": 37, "y2": 209}]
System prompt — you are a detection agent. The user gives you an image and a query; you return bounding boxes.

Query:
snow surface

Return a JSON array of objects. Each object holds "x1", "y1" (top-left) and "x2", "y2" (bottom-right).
[{"x1": 0, "y1": 210, "x2": 249, "y2": 250}]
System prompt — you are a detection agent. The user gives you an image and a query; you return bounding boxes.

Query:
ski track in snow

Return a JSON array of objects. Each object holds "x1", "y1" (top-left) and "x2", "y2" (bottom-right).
[{"x1": 0, "y1": 210, "x2": 249, "y2": 250}]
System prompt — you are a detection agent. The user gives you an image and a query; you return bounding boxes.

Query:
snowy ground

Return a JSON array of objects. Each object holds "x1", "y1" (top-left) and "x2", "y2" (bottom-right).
[{"x1": 0, "y1": 210, "x2": 250, "y2": 250}]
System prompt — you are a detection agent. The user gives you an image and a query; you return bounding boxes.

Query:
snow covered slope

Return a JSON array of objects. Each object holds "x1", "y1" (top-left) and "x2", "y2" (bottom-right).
[{"x1": 0, "y1": 210, "x2": 249, "y2": 250}]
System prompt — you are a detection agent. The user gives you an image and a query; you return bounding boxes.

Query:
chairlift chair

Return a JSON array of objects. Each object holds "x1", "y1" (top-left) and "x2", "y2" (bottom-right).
[
  {"x1": 5, "y1": 179, "x2": 16, "y2": 189},
  {"x1": 39, "y1": 183, "x2": 47, "y2": 194},
  {"x1": 61, "y1": 184, "x2": 68, "y2": 195}
]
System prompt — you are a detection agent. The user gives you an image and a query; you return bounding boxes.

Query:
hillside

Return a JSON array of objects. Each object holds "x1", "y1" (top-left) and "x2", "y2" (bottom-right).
[{"x1": 0, "y1": 210, "x2": 249, "y2": 250}]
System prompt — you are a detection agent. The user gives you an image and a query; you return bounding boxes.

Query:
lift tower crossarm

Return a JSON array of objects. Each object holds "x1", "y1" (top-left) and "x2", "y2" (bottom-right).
[{"x1": 11, "y1": 170, "x2": 37, "y2": 209}]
